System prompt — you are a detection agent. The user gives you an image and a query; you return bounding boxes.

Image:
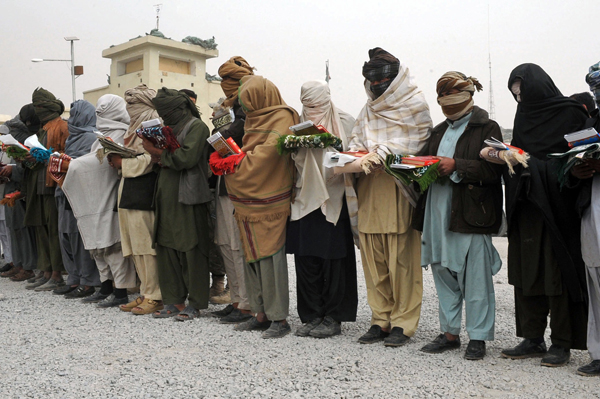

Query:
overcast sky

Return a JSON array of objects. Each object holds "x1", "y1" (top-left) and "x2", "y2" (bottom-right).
[{"x1": 1, "y1": 0, "x2": 598, "y2": 128}]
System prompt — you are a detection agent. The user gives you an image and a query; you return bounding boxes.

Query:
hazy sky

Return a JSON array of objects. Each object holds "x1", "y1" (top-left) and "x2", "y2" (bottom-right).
[{"x1": 1, "y1": 0, "x2": 598, "y2": 128}]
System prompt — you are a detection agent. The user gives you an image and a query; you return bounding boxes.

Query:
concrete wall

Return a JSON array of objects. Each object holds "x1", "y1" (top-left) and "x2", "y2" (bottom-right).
[{"x1": 84, "y1": 35, "x2": 223, "y2": 127}]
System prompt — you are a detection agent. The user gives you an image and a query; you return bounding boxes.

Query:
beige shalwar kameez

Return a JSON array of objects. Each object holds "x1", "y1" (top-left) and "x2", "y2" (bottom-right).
[
  {"x1": 357, "y1": 172, "x2": 422, "y2": 336},
  {"x1": 118, "y1": 154, "x2": 162, "y2": 300}
]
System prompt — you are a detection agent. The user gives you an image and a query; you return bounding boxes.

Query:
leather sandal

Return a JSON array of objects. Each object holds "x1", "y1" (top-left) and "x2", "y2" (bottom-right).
[
  {"x1": 131, "y1": 298, "x2": 164, "y2": 315},
  {"x1": 119, "y1": 296, "x2": 144, "y2": 312},
  {"x1": 10, "y1": 270, "x2": 35, "y2": 282}
]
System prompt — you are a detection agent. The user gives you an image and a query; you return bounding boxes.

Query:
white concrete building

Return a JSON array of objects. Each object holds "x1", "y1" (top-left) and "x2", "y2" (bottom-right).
[{"x1": 84, "y1": 31, "x2": 223, "y2": 126}]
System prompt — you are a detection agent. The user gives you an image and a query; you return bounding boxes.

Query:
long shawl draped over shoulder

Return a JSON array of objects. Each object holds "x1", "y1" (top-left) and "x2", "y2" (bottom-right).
[
  {"x1": 505, "y1": 63, "x2": 589, "y2": 302},
  {"x1": 348, "y1": 62, "x2": 432, "y2": 158},
  {"x1": 62, "y1": 95, "x2": 128, "y2": 250},
  {"x1": 292, "y1": 80, "x2": 357, "y2": 236},
  {"x1": 224, "y1": 75, "x2": 300, "y2": 262}
]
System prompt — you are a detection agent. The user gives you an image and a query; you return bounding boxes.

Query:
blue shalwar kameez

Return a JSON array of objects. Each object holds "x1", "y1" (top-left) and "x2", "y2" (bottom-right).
[{"x1": 421, "y1": 113, "x2": 501, "y2": 341}]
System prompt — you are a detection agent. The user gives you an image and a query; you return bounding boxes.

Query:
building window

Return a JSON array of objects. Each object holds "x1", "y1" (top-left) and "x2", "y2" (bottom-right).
[
  {"x1": 117, "y1": 56, "x2": 143, "y2": 76},
  {"x1": 159, "y1": 56, "x2": 191, "y2": 75}
]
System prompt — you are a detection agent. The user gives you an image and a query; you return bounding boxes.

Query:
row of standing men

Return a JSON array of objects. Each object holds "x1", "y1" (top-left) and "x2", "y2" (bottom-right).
[{"x1": 0, "y1": 48, "x2": 599, "y2": 377}]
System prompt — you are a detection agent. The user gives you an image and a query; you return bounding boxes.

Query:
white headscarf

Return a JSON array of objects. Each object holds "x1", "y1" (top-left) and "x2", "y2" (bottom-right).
[
  {"x1": 291, "y1": 81, "x2": 357, "y2": 229},
  {"x1": 90, "y1": 94, "x2": 130, "y2": 152}
]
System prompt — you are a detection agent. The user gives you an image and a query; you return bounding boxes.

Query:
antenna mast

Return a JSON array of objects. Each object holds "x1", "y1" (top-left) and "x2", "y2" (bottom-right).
[
  {"x1": 154, "y1": 4, "x2": 162, "y2": 30},
  {"x1": 325, "y1": 60, "x2": 331, "y2": 84},
  {"x1": 487, "y1": 3, "x2": 496, "y2": 120}
]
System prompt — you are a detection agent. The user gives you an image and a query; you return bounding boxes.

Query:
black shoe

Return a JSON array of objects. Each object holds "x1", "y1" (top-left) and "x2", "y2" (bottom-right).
[
  {"x1": 541, "y1": 344, "x2": 570, "y2": 367},
  {"x1": 261, "y1": 321, "x2": 292, "y2": 339},
  {"x1": 211, "y1": 304, "x2": 234, "y2": 318},
  {"x1": 81, "y1": 290, "x2": 110, "y2": 303},
  {"x1": 234, "y1": 316, "x2": 271, "y2": 331},
  {"x1": 97, "y1": 294, "x2": 129, "y2": 308},
  {"x1": 53, "y1": 285, "x2": 78, "y2": 295},
  {"x1": 295, "y1": 318, "x2": 324, "y2": 337},
  {"x1": 309, "y1": 316, "x2": 341, "y2": 339},
  {"x1": 501, "y1": 338, "x2": 547, "y2": 359},
  {"x1": 219, "y1": 309, "x2": 253, "y2": 324},
  {"x1": 464, "y1": 340, "x2": 486, "y2": 360},
  {"x1": 421, "y1": 334, "x2": 461, "y2": 354},
  {"x1": 27, "y1": 271, "x2": 44, "y2": 284},
  {"x1": 577, "y1": 360, "x2": 600, "y2": 377},
  {"x1": 358, "y1": 325, "x2": 389, "y2": 344},
  {"x1": 384, "y1": 327, "x2": 410, "y2": 347},
  {"x1": 64, "y1": 285, "x2": 95, "y2": 299},
  {"x1": 0, "y1": 263, "x2": 12, "y2": 273}
]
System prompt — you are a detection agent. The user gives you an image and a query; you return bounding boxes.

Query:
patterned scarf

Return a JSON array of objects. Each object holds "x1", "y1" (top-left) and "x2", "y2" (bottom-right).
[
  {"x1": 436, "y1": 71, "x2": 483, "y2": 121},
  {"x1": 586, "y1": 61, "x2": 600, "y2": 104},
  {"x1": 362, "y1": 48, "x2": 400, "y2": 98}
]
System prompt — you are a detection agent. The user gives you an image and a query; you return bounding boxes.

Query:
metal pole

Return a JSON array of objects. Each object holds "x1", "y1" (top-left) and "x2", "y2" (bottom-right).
[{"x1": 70, "y1": 39, "x2": 76, "y2": 103}]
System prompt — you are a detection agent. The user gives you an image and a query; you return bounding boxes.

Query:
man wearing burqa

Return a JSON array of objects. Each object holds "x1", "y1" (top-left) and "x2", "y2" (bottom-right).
[
  {"x1": 23, "y1": 88, "x2": 69, "y2": 291},
  {"x1": 142, "y1": 87, "x2": 212, "y2": 321},
  {"x1": 286, "y1": 80, "x2": 359, "y2": 338},
  {"x1": 498, "y1": 64, "x2": 589, "y2": 367}
]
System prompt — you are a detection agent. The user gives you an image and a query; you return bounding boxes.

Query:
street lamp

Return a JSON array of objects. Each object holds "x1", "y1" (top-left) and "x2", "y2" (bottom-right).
[{"x1": 31, "y1": 36, "x2": 81, "y2": 104}]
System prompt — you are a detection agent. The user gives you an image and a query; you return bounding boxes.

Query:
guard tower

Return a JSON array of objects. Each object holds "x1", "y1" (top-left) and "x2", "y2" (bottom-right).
[{"x1": 83, "y1": 30, "x2": 223, "y2": 124}]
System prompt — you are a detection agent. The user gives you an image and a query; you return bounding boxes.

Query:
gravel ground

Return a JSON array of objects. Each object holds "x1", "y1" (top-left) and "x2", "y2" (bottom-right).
[{"x1": 0, "y1": 237, "x2": 598, "y2": 398}]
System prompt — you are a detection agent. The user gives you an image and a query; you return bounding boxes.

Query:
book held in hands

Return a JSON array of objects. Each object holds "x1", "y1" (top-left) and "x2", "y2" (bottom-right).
[{"x1": 289, "y1": 121, "x2": 329, "y2": 136}]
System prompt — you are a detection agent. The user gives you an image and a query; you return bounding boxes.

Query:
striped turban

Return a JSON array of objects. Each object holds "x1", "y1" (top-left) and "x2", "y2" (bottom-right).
[
  {"x1": 436, "y1": 71, "x2": 483, "y2": 121},
  {"x1": 586, "y1": 61, "x2": 600, "y2": 104}
]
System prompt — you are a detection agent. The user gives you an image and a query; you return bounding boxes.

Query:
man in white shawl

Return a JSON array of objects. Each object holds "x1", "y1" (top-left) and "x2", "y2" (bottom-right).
[
  {"x1": 62, "y1": 94, "x2": 136, "y2": 308},
  {"x1": 286, "y1": 80, "x2": 358, "y2": 338},
  {"x1": 347, "y1": 48, "x2": 432, "y2": 347}
]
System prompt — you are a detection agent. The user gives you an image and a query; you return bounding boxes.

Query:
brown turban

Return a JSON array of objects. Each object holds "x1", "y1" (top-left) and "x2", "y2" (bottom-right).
[
  {"x1": 218, "y1": 56, "x2": 255, "y2": 107},
  {"x1": 436, "y1": 71, "x2": 483, "y2": 120}
]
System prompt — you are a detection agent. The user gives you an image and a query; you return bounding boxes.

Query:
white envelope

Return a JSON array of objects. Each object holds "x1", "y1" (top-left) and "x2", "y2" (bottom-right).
[{"x1": 24, "y1": 135, "x2": 47, "y2": 151}]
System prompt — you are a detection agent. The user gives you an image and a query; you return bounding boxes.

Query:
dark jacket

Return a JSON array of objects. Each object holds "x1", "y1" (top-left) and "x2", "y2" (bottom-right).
[{"x1": 415, "y1": 106, "x2": 503, "y2": 234}]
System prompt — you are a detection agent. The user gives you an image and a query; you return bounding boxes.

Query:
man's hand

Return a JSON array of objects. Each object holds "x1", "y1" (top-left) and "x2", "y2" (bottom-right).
[
  {"x1": 572, "y1": 161, "x2": 597, "y2": 179},
  {"x1": 0, "y1": 165, "x2": 12, "y2": 177},
  {"x1": 435, "y1": 156, "x2": 456, "y2": 176},
  {"x1": 107, "y1": 154, "x2": 122, "y2": 169},
  {"x1": 141, "y1": 138, "x2": 164, "y2": 161}
]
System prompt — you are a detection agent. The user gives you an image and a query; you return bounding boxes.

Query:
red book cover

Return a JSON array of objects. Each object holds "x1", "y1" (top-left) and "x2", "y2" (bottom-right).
[{"x1": 401, "y1": 156, "x2": 440, "y2": 166}]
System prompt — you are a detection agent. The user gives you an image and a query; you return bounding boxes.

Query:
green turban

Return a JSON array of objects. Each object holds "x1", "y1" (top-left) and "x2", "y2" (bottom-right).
[
  {"x1": 32, "y1": 87, "x2": 65, "y2": 124},
  {"x1": 151, "y1": 87, "x2": 200, "y2": 126}
]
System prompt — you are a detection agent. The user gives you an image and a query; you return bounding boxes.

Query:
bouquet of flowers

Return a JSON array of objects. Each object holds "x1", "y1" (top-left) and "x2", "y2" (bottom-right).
[{"x1": 276, "y1": 133, "x2": 342, "y2": 155}]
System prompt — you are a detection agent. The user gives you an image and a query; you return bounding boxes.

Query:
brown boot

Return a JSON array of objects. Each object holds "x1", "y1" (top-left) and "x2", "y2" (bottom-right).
[
  {"x1": 1, "y1": 265, "x2": 20, "y2": 278},
  {"x1": 10, "y1": 269, "x2": 35, "y2": 282},
  {"x1": 209, "y1": 275, "x2": 226, "y2": 299}
]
